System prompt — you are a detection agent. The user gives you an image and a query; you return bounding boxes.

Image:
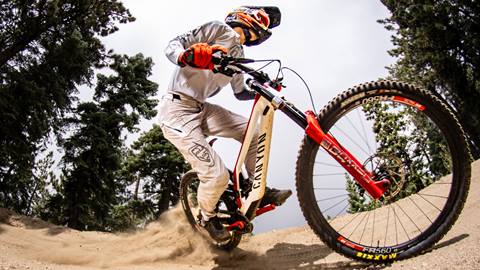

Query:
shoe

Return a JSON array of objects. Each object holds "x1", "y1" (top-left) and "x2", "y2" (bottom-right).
[
  {"x1": 200, "y1": 215, "x2": 231, "y2": 242},
  {"x1": 259, "y1": 187, "x2": 292, "y2": 208}
]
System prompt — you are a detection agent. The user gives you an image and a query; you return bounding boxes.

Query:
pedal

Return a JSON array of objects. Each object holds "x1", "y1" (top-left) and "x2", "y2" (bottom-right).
[
  {"x1": 226, "y1": 220, "x2": 253, "y2": 233},
  {"x1": 226, "y1": 221, "x2": 246, "y2": 231}
]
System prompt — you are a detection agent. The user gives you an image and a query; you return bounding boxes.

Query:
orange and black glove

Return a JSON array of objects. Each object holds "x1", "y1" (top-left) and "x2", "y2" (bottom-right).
[{"x1": 178, "y1": 43, "x2": 227, "y2": 69}]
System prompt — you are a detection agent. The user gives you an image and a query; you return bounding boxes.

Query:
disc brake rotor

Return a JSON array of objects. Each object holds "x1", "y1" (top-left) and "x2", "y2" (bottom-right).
[{"x1": 363, "y1": 153, "x2": 406, "y2": 202}]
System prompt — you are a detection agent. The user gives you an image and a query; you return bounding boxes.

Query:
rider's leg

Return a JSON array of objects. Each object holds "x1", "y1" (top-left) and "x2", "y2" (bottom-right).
[
  {"x1": 201, "y1": 103, "x2": 292, "y2": 206},
  {"x1": 159, "y1": 97, "x2": 230, "y2": 241},
  {"x1": 161, "y1": 124, "x2": 230, "y2": 241},
  {"x1": 200, "y1": 102, "x2": 258, "y2": 178},
  {"x1": 161, "y1": 123, "x2": 229, "y2": 218}
]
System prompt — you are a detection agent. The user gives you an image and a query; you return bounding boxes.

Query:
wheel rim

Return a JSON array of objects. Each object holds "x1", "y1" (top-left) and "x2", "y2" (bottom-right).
[{"x1": 312, "y1": 95, "x2": 458, "y2": 251}]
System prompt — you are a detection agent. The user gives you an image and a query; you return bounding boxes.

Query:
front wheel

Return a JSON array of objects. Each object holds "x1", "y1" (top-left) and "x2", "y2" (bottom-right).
[
  {"x1": 179, "y1": 170, "x2": 242, "y2": 251},
  {"x1": 296, "y1": 80, "x2": 471, "y2": 262}
]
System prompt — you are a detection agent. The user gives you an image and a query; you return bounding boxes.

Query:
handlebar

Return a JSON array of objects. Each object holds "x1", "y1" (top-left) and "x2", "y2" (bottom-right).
[
  {"x1": 212, "y1": 55, "x2": 308, "y2": 129},
  {"x1": 211, "y1": 55, "x2": 274, "y2": 85},
  {"x1": 211, "y1": 55, "x2": 255, "y2": 65}
]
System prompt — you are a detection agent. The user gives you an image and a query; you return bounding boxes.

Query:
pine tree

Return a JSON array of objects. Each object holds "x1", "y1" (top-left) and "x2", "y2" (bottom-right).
[
  {"x1": 117, "y1": 124, "x2": 190, "y2": 229},
  {"x1": 55, "y1": 54, "x2": 158, "y2": 231},
  {"x1": 379, "y1": 0, "x2": 480, "y2": 158},
  {"x1": 0, "y1": 0, "x2": 134, "y2": 214}
]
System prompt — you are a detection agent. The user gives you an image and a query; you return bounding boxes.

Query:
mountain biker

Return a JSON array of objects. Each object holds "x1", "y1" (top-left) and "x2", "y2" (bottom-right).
[{"x1": 159, "y1": 6, "x2": 292, "y2": 241}]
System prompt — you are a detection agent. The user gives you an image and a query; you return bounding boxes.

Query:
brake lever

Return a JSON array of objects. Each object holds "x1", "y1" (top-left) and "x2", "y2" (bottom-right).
[
  {"x1": 212, "y1": 55, "x2": 255, "y2": 65},
  {"x1": 211, "y1": 55, "x2": 226, "y2": 66},
  {"x1": 270, "y1": 77, "x2": 286, "y2": 91},
  {"x1": 213, "y1": 66, "x2": 236, "y2": 77},
  {"x1": 211, "y1": 54, "x2": 257, "y2": 78},
  {"x1": 234, "y1": 58, "x2": 255, "y2": 64}
]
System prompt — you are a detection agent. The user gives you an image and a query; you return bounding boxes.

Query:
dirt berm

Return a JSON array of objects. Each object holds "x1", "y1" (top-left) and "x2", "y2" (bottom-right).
[{"x1": 1, "y1": 160, "x2": 479, "y2": 270}]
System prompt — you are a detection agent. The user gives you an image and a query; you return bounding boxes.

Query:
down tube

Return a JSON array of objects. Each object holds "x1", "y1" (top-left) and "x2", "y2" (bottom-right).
[{"x1": 233, "y1": 98, "x2": 275, "y2": 216}]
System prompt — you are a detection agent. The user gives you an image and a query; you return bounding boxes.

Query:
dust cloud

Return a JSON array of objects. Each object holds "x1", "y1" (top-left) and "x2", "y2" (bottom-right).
[{"x1": 13, "y1": 206, "x2": 218, "y2": 269}]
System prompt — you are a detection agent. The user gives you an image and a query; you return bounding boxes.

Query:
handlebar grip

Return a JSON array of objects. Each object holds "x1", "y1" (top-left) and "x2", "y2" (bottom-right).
[
  {"x1": 212, "y1": 56, "x2": 260, "y2": 79},
  {"x1": 212, "y1": 55, "x2": 255, "y2": 66},
  {"x1": 211, "y1": 56, "x2": 222, "y2": 65},
  {"x1": 235, "y1": 58, "x2": 255, "y2": 64}
]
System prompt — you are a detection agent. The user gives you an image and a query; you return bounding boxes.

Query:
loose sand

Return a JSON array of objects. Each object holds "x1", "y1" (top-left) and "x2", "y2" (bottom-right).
[{"x1": 1, "y1": 160, "x2": 479, "y2": 270}]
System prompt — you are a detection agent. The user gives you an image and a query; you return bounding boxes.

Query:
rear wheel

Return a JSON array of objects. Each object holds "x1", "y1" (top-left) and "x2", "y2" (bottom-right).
[
  {"x1": 296, "y1": 80, "x2": 471, "y2": 262},
  {"x1": 179, "y1": 170, "x2": 242, "y2": 251}
]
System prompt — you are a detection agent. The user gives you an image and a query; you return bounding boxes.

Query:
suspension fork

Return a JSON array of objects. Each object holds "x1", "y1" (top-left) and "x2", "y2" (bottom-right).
[{"x1": 303, "y1": 111, "x2": 388, "y2": 200}]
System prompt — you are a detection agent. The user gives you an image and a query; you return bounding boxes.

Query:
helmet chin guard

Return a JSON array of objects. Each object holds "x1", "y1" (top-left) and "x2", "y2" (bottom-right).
[{"x1": 242, "y1": 27, "x2": 272, "y2": 47}]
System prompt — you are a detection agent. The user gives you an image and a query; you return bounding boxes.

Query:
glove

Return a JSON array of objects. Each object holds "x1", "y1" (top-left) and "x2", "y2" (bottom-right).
[{"x1": 178, "y1": 43, "x2": 227, "y2": 69}]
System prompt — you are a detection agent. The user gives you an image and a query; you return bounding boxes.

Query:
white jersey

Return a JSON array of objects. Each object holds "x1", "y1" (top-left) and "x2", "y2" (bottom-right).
[{"x1": 164, "y1": 20, "x2": 247, "y2": 103}]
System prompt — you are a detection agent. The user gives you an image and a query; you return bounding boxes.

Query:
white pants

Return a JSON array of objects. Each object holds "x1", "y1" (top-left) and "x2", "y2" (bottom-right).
[{"x1": 159, "y1": 94, "x2": 258, "y2": 219}]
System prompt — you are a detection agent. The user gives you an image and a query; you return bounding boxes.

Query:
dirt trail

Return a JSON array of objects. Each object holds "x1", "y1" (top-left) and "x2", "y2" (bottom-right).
[{"x1": 1, "y1": 160, "x2": 479, "y2": 270}]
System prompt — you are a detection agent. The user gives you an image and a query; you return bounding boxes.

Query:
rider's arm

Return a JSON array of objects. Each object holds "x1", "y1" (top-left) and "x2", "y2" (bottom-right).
[
  {"x1": 231, "y1": 72, "x2": 256, "y2": 100},
  {"x1": 234, "y1": 87, "x2": 256, "y2": 100},
  {"x1": 164, "y1": 20, "x2": 232, "y2": 66}
]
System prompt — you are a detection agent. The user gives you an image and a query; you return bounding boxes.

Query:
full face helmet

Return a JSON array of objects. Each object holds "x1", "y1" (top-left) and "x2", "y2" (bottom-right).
[{"x1": 225, "y1": 6, "x2": 281, "y2": 46}]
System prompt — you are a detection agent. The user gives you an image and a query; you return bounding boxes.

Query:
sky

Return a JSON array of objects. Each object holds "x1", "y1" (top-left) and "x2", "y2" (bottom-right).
[{"x1": 99, "y1": 0, "x2": 396, "y2": 233}]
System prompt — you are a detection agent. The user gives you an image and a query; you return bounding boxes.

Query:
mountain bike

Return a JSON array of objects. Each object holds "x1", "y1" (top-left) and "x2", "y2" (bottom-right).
[{"x1": 179, "y1": 55, "x2": 471, "y2": 262}]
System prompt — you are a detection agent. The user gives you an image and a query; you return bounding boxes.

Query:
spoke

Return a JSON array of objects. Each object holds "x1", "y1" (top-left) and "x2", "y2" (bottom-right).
[
  {"x1": 317, "y1": 193, "x2": 348, "y2": 202},
  {"x1": 348, "y1": 211, "x2": 369, "y2": 239},
  {"x1": 351, "y1": 109, "x2": 373, "y2": 154},
  {"x1": 431, "y1": 182, "x2": 452, "y2": 185},
  {"x1": 396, "y1": 201, "x2": 422, "y2": 234},
  {"x1": 332, "y1": 202, "x2": 350, "y2": 219},
  {"x1": 315, "y1": 161, "x2": 343, "y2": 168},
  {"x1": 384, "y1": 204, "x2": 391, "y2": 246},
  {"x1": 407, "y1": 196, "x2": 433, "y2": 223},
  {"x1": 416, "y1": 193, "x2": 442, "y2": 212},
  {"x1": 330, "y1": 126, "x2": 370, "y2": 157},
  {"x1": 394, "y1": 205, "x2": 399, "y2": 245},
  {"x1": 392, "y1": 204, "x2": 410, "y2": 242},
  {"x1": 359, "y1": 210, "x2": 372, "y2": 243},
  {"x1": 417, "y1": 193, "x2": 448, "y2": 199},
  {"x1": 338, "y1": 211, "x2": 363, "y2": 233},
  {"x1": 371, "y1": 208, "x2": 376, "y2": 246},
  {"x1": 323, "y1": 197, "x2": 349, "y2": 213},
  {"x1": 357, "y1": 108, "x2": 373, "y2": 152}
]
